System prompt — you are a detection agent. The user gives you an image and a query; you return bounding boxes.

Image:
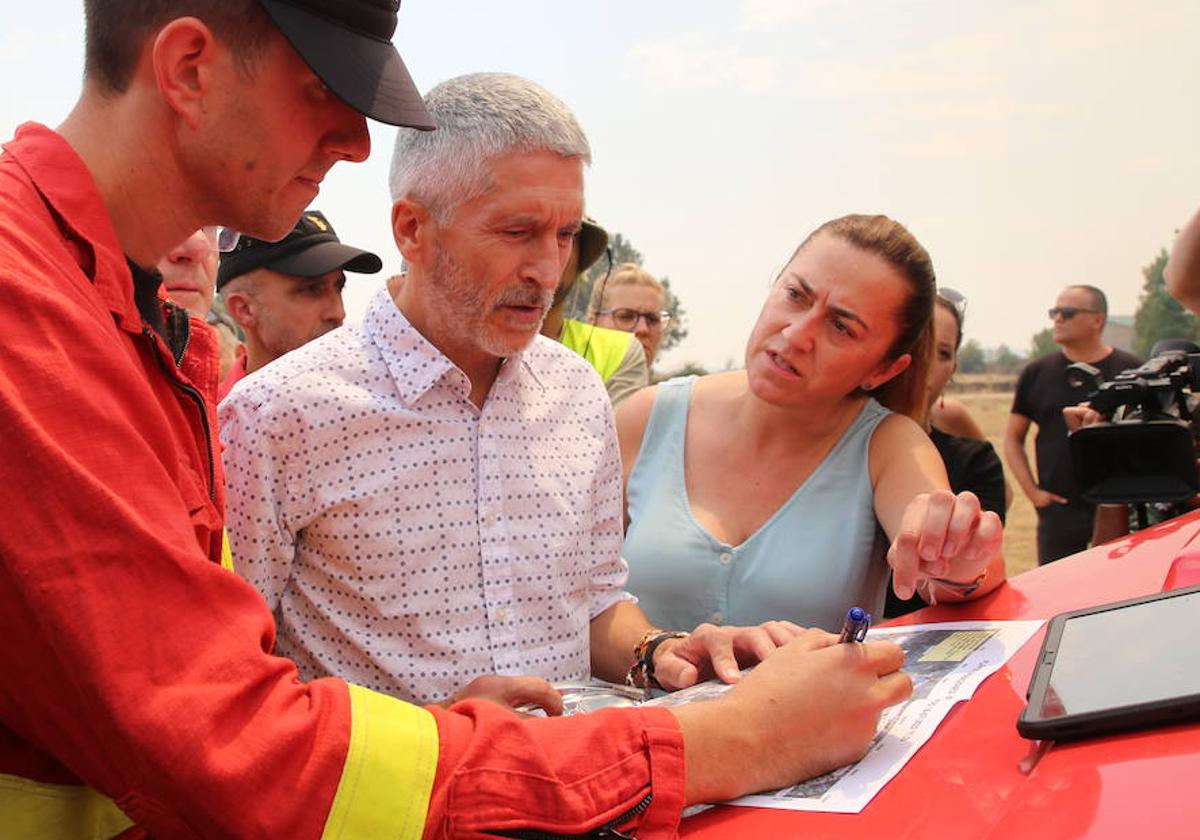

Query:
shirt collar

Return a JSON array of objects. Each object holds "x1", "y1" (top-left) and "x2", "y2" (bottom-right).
[
  {"x1": 364, "y1": 287, "x2": 455, "y2": 403},
  {"x1": 4, "y1": 123, "x2": 144, "y2": 333},
  {"x1": 364, "y1": 286, "x2": 546, "y2": 403}
]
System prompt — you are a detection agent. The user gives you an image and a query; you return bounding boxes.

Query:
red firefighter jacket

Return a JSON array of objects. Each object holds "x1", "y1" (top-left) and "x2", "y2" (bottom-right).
[{"x1": 0, "y1": 123, "x2": 686, "y2": 840}]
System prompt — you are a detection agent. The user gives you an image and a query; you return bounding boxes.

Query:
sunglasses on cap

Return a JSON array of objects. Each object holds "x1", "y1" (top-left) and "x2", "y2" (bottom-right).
[{"x1": 1049, "y1": 306, "x2": 1098, "y2": 320}]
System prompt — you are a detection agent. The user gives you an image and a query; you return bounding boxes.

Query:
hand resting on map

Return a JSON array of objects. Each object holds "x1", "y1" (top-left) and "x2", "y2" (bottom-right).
[
  {"x1": 442, "y1": 674, "x2": 565, "y2": 716},
  {"x1": 652, "y1": 619, "x2": 808, "y2": 689}
]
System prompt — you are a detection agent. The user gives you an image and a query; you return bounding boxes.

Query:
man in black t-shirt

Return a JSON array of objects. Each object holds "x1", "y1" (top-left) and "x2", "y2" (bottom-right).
[{"x1": 1004, "y1": 285, "x2": 1141, "y2": 564}]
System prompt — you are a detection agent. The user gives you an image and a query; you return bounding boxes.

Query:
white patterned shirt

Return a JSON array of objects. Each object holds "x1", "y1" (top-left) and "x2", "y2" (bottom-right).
[{"x1": 219, "y1": 288, "x2": 632, "y2": 705}]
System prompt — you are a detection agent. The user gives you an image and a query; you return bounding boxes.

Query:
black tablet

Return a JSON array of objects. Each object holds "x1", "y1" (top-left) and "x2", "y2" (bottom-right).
[{"x1": 1017, "y1": 584, "x2": 1200, "y2": 741}]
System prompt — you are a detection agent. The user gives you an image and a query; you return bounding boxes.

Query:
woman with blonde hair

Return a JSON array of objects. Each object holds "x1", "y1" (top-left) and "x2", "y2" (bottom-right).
[
  {"x1": 617, "y1": 214, "x2": 1005, "y2": 633},
  {"x1": 590, "y1": 262, "x2": 670, "y2": 367}
]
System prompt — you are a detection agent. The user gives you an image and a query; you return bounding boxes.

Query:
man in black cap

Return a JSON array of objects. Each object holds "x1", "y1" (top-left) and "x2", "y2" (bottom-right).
[
  {"x1": 217, "y1": 209, "x2": 381, "y2": 398},
  {"x1": 0, "y1": 3, "x2": 910, "y2": 839}
]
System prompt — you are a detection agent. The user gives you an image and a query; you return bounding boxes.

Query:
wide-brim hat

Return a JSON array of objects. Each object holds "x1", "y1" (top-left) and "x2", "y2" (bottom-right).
[
  {"x1": 578, "y1": 217, "x2": 609, "y2": 273},
  {"x1": 260, "y1": 0, "x2": 435, "y2": 129},
  {"x1": 217, "y1": 210, "x2": 382, "y2": 289}
]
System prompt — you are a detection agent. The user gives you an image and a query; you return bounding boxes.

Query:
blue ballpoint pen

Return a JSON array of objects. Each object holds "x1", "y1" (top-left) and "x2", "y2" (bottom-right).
[{"x1": 838, "y1": 606, "x2": 871, "y2": 643}]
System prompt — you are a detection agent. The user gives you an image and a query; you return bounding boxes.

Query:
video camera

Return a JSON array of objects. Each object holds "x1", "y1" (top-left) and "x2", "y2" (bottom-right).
[{"x1": 1067, "y1": 340, "x2": 1200, "y2": 505}]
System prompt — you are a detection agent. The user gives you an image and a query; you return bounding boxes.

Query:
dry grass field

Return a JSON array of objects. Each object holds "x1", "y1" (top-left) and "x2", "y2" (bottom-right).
[{"x1": 948, "y1": 389, "x2": 1039, "y2": 579}]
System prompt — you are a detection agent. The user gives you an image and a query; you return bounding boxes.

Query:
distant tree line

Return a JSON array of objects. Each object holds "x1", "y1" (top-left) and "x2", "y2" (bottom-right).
[
  {"x1": 1132, "y1": 248, "x2": 1196, "y2": 358},
  {"x1": 955, "y1": 339, "x2": 1025, "y2": 375}
]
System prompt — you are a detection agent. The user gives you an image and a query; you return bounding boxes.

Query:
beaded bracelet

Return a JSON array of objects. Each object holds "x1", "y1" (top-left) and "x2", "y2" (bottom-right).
[{"x1": 625, "y1": 629, "x2": 689, "y2": 690}]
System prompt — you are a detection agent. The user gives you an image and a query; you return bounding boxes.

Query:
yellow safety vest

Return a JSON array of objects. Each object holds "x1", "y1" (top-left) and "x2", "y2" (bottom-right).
[{"x1": 559, "y1": 319, "x2": 632, "y2": 382}]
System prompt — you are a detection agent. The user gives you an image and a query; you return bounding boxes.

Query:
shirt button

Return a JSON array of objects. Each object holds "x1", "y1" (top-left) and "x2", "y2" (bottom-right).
[
  {"x1": 496, "y1": 608, "x2": 509, "y2": 623},
  {"x1": 710, "y1": 612, "x2": 723, "y2": 625},
  {"x1": 483, "y1": 513, "x2": 496, "y2": 527},
  {"x1": 719, "y1": 552, "x2": 732, "y2": 565}
]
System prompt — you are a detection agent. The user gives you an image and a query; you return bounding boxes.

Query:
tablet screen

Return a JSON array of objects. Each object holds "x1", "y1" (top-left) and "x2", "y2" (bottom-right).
[{"x1": 1037, "y1": 589, "x2": 1200, "y2": 719}]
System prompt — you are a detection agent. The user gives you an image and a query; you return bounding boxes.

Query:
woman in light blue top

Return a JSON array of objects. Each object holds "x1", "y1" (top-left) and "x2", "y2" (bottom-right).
[{"x1": 617, "y1": 215, "x2": 1006, "y2": 634}]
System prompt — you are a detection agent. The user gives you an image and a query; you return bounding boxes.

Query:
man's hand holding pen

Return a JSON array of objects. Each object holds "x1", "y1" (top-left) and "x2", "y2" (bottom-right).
[{"x1": 675, "y1": 629, "x2": 913, "y2": 802}]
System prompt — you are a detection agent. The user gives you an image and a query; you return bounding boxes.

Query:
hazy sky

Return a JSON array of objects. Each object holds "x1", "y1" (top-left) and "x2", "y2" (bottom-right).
[{"x1": 3, "y1": 1, "x2": 1197, "y2": 370}]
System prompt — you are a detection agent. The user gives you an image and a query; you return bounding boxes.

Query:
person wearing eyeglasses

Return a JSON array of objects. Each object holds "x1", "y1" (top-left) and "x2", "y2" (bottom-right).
[
  {"x1": 616, "y1": 214, "x2": 1005, "y2": 636},
  {"x1": 157, "y1": 227, "x2": 244, "y2": 381},
  {"x1": 541, "y1": 218, "x2": 650, "y2": 405},
  {"x1": 158, "y1": 228, "x2": 219, "y2": 320},
  {"x1": 589, "y1": 263, "x2": 671, "y2": 368},
  {"x1": 1004, "y1": 286, "x2": 1141, "y2": 564}
]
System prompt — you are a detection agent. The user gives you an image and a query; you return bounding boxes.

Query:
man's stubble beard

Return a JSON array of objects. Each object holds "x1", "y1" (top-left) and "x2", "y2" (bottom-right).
[
  {"x1": 257, "y1": 310, "x2": 339, "y2": 362},
  {"x1": 430, "y1": 243, "x2": 553, "y2": 359}
]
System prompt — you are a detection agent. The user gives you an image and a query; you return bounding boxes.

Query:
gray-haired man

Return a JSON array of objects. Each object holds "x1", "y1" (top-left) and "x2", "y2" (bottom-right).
[
  {"x1": 224, "y1": 70, "x2": 789, "y2": 700},
  {"x1": 221, "y1": 71, "x2": 911, "y2": 833}
]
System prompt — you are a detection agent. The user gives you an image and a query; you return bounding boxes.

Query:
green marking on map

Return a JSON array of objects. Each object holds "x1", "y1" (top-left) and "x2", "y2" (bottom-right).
[{"x1": 918, "y1": 630, "x2": 996, "y2": 662}]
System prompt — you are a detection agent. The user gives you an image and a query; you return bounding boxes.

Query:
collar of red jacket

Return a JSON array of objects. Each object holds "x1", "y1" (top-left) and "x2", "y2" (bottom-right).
[{"x1": 3, "y1": 122, "x2": 145, "y2": 334}]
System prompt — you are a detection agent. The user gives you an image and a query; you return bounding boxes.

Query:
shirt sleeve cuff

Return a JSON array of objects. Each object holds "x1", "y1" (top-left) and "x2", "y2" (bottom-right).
[{"x1": 631, "y1": 708, "x2": 688, "y2": 836}]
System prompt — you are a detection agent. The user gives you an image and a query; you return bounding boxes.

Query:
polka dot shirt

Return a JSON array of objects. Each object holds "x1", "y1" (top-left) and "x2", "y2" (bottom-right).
[{"x1": 219, "y1": 288, "x2": 632, "y2": 705}]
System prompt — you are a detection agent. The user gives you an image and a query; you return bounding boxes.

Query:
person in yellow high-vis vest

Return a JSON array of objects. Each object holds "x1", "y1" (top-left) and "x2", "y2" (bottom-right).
[{"x1": 543, "y1": 217, "x2": 650, "y2": 406}]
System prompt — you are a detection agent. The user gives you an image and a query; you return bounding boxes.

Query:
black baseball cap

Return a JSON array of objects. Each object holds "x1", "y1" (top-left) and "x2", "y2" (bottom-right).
[
  {"x1": 217, "y1": 210, "x2": 382, "y2": 289},
  {"x1": 259, "y1": 0, "x2": 435, "y2": 129}
]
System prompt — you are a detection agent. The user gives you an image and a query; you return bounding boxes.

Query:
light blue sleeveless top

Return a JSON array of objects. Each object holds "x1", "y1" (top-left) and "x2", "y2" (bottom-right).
[{"x1": 624, "y1": 376, "x2": 891, "y2": 633}]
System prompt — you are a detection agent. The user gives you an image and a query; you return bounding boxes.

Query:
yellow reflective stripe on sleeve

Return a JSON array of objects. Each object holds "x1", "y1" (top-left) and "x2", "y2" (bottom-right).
[
  {"x1": 322, "y1": 684, "x2": 438, "y2": 840},
  {"x1": 220, "y1": 530, "x2": 235, "y2": 572},
  {"x1": 0, "y1": 773, "x2": 134, "y2": 840}
]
